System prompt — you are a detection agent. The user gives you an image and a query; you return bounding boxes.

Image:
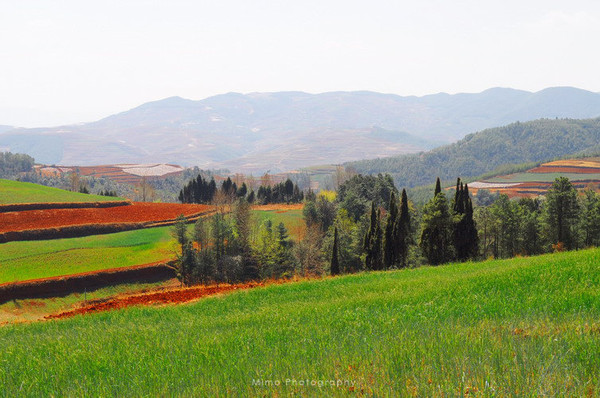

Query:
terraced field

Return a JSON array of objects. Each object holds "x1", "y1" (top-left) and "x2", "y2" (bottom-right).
[
  {"x1": 470, "y1": 158, "x2": 600, "y2": 197},
  {"x1": 35, "y1": 163, "x2": 184, "y2": 184}
]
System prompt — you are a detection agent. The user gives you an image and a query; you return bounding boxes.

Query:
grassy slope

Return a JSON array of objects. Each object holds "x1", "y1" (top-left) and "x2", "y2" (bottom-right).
[
  {"x1": 0, "y1": 227, "x2": 176, "y2": 283},
  {"x1": 252, "y1": 208, "x2": 305, "y2": 240},
  {"x1": 1, "y1": 249, "x2": 599, "y2": 396},
  {"x1": 0, "y1": 179, "x2": 122, "y2": 204}
]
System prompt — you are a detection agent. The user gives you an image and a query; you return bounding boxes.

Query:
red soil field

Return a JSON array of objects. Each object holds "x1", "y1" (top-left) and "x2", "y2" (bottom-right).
[
  {"x1": 46, "y1": 282, "x2": 263, "y2": 319},
  {"x1": 0, "y1": 202, "x2": 214, "y2": 233}
]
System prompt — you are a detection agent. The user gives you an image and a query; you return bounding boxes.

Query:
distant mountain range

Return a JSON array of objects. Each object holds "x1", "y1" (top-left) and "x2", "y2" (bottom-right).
[{"x1": 2, "y1": 87, "x2": 600, "y2": 172}]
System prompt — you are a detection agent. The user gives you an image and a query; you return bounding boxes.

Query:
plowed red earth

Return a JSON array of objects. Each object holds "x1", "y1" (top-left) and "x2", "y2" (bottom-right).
[
  {"x1": 46, "y1": 282, "x2": 262, "y2": 320},
  {"x1": 0, "y1": 202, "x2": 214, "y2": 233}
]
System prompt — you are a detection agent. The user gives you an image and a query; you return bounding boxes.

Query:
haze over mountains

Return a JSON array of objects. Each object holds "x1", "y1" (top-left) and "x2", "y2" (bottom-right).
[{"x1": 2, "y1": 87, "x2": 600, "y2": 173}]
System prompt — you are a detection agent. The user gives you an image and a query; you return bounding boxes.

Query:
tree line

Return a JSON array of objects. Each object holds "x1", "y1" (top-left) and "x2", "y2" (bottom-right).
[
  {"x1": 169, "y1": 200, "x2": 297, "y2": 286},
  {"x1": 171, "y1": 172, "x2": 598, "y2": 286},
  {"x1": 0, "y1": 152, "x2": 34, "y2": 178},
  {"x1": 178, "y1": 175, "x2": 303, "y2": 205}
]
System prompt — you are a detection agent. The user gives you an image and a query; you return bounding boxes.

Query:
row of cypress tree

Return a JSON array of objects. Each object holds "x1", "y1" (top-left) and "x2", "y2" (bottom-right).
[{"x1": 330, "y1": 177, "x2": 480, "y2": 274}]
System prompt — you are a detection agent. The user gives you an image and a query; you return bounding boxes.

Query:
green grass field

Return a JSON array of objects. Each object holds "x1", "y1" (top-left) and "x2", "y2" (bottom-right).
[
  {"x1": 0, "y1": 227, "x2": 176, "y2": 283},
  {"x1": 488, "y1": 172, "x2": 600, "y2": 183},
  {"x1": 252, "y1": 208, "x2": 305, "y2": 240},
  {"x1": 1, "y1": 249, "x2": 599, "y2": 396},
  {"x1": 0, "y1": 179, "x2": 122, "y2": 204}
]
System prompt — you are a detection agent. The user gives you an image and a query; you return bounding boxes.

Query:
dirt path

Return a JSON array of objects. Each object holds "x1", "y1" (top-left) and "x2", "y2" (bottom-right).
[{"x1": 45, "y1": 282, "x2": 263, "y2": 320}]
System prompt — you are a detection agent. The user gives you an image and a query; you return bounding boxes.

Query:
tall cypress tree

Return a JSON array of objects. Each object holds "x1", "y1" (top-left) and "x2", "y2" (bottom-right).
[
  {"x1": 452, "y1": 180, "x2": 478, "y2": 261},
  {"x1": 434, "y1": 177, "x2": 441, "y2": 196},
  {"x1": 453, "y1": 177, "x2": 461, "y2": 212},
  {"x1": 394, "y1": 188, "x2": 411, "y2": 267},
  {"x1": 383, "y1": 192, "x2": 398, "y2": 269},
  {"x1": 364, "y1": 202, "x2": 383, "y2": 270},
  {"x1": 331, "y1": 227, "x2": 340, "y2": 275},
  {"x1": 373, "y1": 209, "x2": 383, "y2": 270}
]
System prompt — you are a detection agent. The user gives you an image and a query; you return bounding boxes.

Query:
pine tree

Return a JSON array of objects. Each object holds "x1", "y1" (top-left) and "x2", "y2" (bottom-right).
[
  {"x1": 171, "y1": 214, "x2": 189, "y2": 255},
  {"x1": 544, "y1": 177, "x2": 579, "y2": 250},
  {"x1": 247, "y1": 190, "x2": 255, "y2": 203},
  {"x1": 420, "y1": 187, "x2": 453, "y2": 265},
  {"x1": 331, "y1": 227, "x2": 340, "y2": 275}
]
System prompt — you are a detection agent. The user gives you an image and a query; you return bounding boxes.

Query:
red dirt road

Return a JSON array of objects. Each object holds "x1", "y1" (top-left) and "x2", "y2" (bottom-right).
[
  {"x1": 46, "y1": 282, "x2": 262, "y2": 320},
  {"x1": 0, "y1": 202, "x2": 214, "y2": 233}
]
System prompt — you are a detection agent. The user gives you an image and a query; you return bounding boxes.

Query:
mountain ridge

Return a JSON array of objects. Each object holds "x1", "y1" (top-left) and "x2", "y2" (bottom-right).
[{"x1": 2, "y1": 87, "x2": 600, "y2": 172}]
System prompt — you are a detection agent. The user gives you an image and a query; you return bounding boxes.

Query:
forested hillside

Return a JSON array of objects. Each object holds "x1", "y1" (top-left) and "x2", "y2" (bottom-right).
[{"x1": 348, "y1": 117, "x2": 600, "y2": 188}]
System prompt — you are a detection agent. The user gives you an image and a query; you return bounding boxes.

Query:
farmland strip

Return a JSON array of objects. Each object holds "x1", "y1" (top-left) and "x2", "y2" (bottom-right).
[
  {"x1": 0, "y1": 200, "x2": 131, "y2": 213},
  {"x1": 0, "y1": 261, "x2": 175, "y2": 303}
]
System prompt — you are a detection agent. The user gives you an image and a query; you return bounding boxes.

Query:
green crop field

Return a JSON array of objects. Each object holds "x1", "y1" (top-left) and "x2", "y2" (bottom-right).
[
  {"x1": 0, "y1": 179, "x2": 123, "y2": 204},
  {"x1": 0, "y1": 227, "x2": 176, "y2": 283},
  {"x1": 488, "y1": 172, "x2": 600, "y2": 183},
  {"x1": 252, "y1": 208, "x2": 305, "y2": 240},
  {"x1": 1, "y1": 249, "x2": 599, "y2": 396}
]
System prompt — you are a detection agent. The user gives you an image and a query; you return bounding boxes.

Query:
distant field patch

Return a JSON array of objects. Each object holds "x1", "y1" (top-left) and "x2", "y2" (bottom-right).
[
  {"x1": 0, "y1": 227, "x2": 176, "y2": 284},
  {"x1": 0, "y1": 179, "x2": 122, "y2": 204},
  {"x1": 252, "y1": 207, "x2": 305, "y2": 240},
  {"x1": 545, "y1": 159, "x2": 600, "y2": 168},
  {"x1": 35, "y1": 163, "x2": 184, "y2": 185},
  {"x1": 488, "y1": 172, "x2": 600, "y2": 183}
]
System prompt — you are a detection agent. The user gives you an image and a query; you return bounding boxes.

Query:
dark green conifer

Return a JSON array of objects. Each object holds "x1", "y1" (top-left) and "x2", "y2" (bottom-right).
[
  {"x1": 383, "y1": 192, "x2": 398, "y2": 269},
  {"x1": 394, "y1": 188, "x2": 411, "y2": 267},
  {"x1": 331, "y1": 227, "x2": 340, "y2": 275}
]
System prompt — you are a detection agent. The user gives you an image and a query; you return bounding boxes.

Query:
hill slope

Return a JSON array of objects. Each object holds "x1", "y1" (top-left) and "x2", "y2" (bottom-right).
[
  {"x1": 349, "y1": 117, "x2": 600, "y2": 188},
  {"x1": 1, "y1": 249, "x2": 599, "y2": 396},
  {"x1": 2, "y1": 87, "x2": 600, "y2": 171}
]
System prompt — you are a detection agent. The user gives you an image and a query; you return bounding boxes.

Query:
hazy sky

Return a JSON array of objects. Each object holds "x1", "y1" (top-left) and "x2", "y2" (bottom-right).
[{"x1": 1, "y1": 0, "x2": 599, "y2": 127}]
